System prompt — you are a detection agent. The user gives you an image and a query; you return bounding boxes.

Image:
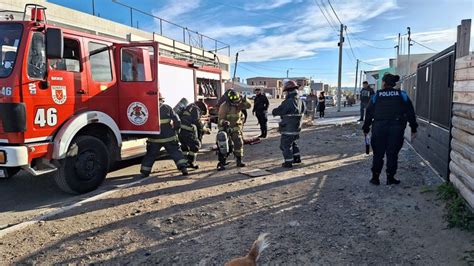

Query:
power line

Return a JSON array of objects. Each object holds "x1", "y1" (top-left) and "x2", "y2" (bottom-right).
[
  {"x1": 313, "y1": 0, "x2": 338, "y2": 32},
  {"x1": 327, "y1": 0, "x2": 343, "y2": 25},
  {"x1": 344, "y1": 28, "x2": 357, "y2": 60},
  {"x1": 359, "y1": 60, "x2": 379, "y2": 66},
  {"x1": 411, "y1": 39, "x2": 438, "y2": 52}
]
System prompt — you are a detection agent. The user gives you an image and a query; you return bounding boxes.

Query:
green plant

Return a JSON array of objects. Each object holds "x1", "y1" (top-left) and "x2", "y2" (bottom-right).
[{"x1": 437, "y1": 182, "x2": 474, "y2": 231}]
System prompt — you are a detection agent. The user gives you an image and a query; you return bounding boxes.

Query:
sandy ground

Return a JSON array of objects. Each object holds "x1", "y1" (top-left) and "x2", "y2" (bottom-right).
[{"x1": 1, "y1": 122, "x2": 473, "y2": 265}]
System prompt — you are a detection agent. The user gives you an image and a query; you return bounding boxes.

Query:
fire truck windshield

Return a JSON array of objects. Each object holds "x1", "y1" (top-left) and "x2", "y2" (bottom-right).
[{"x1": 0, "y1": 23, "x2": 22, "y2": 78}]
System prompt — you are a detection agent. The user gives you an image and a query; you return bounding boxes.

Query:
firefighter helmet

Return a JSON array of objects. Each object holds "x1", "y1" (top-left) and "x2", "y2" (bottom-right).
[
  {"x1": 283, "y1": 80, "x2": 298, "y2": 91},
  {"x1": 225, "y1": 89, "x2": 241, "y2": 104}
]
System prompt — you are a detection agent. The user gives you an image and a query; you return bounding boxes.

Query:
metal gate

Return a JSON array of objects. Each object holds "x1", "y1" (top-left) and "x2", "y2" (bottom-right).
[{"x1": 410, "y1": 45, "x2": 456, "y2": 179}]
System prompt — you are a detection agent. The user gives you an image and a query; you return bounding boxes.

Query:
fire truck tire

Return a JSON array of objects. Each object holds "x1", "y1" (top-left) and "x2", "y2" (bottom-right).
[{"x1": 54, "y1": 136, "x2": 109, "y2": 194}]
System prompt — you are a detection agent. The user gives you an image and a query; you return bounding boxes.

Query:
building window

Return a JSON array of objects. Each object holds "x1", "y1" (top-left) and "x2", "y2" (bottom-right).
[
  {"x1": 251, "y1": 81, "x2": 254, "y2": 85},
  {"x1": 89, "y1": 42, "x2": 112, "y2": 82},
  {"x1": 263, "y1": 81, "x2": 266, "y2": 85}
]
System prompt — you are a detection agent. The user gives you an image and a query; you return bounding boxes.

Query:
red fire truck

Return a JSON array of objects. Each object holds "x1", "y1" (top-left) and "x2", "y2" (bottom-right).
[{"x1": 0, "y1": 5, "x2": 223, "y2": 193}]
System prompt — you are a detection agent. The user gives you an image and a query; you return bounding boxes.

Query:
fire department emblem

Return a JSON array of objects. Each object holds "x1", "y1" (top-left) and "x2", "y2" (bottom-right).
[
  {"x1": 51, "y1": 86, "x2": 67, "y2": 105},
  {"x1": 127, "y1": 102, "x2": 149, "y2": 126}
]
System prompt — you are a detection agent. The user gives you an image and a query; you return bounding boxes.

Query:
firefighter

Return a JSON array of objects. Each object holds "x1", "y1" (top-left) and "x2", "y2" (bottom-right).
[
  {"x1": 272, "y1": 80, "x2": 306, "y2": 168},
  {"x1": 253, "y1": 88, "x2": 270, "y2": 138},
  {"x1": 178, "y1": 102, "x2": 210, "y2": 169},
  {"x1": 362, "y1": 73, "x2": 418, "y2": 185},
  {"x1": 217, "y1": 89, "x2": 252, "y2": 171},
  {"x1": 140, "y1": 93, "x2": 189, "y2": 177}
]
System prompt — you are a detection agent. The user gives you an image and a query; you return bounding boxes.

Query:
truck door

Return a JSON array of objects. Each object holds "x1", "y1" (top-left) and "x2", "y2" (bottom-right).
[{"x1": 114, "y1": 42, "x2": 160, "y2": 135}]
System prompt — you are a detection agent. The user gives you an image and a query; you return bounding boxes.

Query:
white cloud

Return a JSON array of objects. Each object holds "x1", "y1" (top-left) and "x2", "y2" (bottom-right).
[
  {"x1": 202, "y1": 25, "x2": 264, "y2": 39},
  {"x1": 235, "y1": 0, "x2": 398, "y2": 62},
  {"x1": 152, "y1": 0, "x2": 201, "y2": 22},
  {"x1": 244, "y1": 0, "x2": 293, "y2": 10},
  {"x1": 411, "y1": 28, "x2": 456, "y2": 44}
]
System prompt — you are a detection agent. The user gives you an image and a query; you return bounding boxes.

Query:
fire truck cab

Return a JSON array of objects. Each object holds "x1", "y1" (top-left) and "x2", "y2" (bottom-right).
[{"x1": 0, "y1": 5, "x2": 222, "y2": 193}]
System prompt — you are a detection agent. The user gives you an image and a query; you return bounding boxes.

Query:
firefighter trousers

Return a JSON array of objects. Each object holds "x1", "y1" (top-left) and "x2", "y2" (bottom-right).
[
  {"x1": 179, "y1": 130, "x2": 201, "y2": 164},
  {"x1": 140, "y1": 139, "x2": 188, "y2": 175},
  {"x1": 280, "y1": 134, "x2": 300, "y2": 163},
  {"x1": 371, "y1": 121, "x2": 405, "y2": 176}
]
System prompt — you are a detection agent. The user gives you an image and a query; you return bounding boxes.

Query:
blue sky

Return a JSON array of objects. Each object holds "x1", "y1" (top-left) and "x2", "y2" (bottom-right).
[{"x1": 49, "y1": 0, "x2": 473, "y2": 86}]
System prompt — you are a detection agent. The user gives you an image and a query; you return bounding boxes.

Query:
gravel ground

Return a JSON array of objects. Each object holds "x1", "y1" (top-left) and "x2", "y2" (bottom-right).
[{"x1": 0, "y1": 123, "x2": 472, "y2": 265}]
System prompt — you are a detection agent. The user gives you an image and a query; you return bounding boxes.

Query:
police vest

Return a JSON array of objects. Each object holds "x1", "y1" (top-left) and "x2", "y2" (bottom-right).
[{"x1": 371, "y1": 88, "x2": 408, "y2": 121}]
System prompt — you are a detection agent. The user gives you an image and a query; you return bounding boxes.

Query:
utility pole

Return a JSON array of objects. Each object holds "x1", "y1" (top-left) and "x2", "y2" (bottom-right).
[
  {"x1": 91, "y1": 0, "x2": 95, "y2": 16},
  {"x1": 396, "y1": 33, "x2": 400, "y2": 57},
  {"x1": 407, "y1": 27, "x2": 412, "y2": 77},
  {"x1": 353, "y1": 59, "x2": 359, "y2": 96},
  {"x1": 337, "y1": 24, "x2": 344, "y2": 112},
  {"x1": 359, "y1": 70, "x2": 363, "y2": 89},
  {"x1": 232, "y1": 50, "x2": 244, "y2": 86},
  {"x1": 286, "y1": 68, "x2": 292, "y2": 78}
]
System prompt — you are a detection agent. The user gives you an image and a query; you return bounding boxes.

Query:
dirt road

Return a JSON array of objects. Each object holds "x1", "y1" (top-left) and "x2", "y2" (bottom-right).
[{"x1": 1, "y1": 121, "x2": 472, "y2": 265}]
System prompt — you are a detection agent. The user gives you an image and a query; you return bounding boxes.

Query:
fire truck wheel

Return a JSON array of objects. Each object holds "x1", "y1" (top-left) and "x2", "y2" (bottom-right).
[{"x1": 54, "y1": 136, "x2": 110, "y2": 194}]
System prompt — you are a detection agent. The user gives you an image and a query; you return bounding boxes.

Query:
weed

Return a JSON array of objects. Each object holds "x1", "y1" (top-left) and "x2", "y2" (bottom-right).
[{"x1": 437, "y1": 182, "x2": 474, "y2": 231}]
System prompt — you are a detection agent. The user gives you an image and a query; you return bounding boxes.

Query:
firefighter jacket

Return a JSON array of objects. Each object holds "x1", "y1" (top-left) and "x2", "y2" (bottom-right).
[
  {"x1": 272, "y1": 91, "x2": 306, "y2": 135},
  {"x1": 180, "y1": 103, "x2": 204, "y2": 139},
  {"x1": 362, "y1": 87, "x2": 418, "y2": 134},
  {"x1": 149, "y1": 103, "x2": 181, "y2": 143},
  {"x1": 218, "y1": 98, "x2": 252, "y2": 131}
]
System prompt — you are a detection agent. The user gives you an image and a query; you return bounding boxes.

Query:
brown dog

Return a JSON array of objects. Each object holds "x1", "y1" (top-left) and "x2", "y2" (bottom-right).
[{"x1": 225, "y1": 233, "x2": 270, "y2": 266}]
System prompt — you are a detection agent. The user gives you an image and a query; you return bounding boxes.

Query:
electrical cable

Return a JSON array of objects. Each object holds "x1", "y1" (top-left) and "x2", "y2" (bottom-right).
[
  {"x1": 313, "y1": 0, "x2": 338, "y2": 32},
  {"x1": 411, "y1": 39, "x2": 438, "y2": 52},
  {"x1": 327, "y1": 0, "x2": 343, "y2": 25}
]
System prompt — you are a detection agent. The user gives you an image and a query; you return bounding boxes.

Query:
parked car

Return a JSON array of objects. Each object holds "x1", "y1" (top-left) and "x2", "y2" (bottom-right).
[
  {"x1": 325, "y1": 95, "x2": 335, "y2": 106},
  {"x1": 241, "y1": 91, "x2": 256, "y2": 99},
  {"x1": 333, "y1": 96, "x2": 348, "y2": 106},
  {"x1": 265, "y1": 93, "x2": 273, "y2": 99}
]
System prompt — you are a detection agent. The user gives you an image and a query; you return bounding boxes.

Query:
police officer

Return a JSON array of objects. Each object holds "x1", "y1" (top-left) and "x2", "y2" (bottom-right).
[
  {"x1": 359, "y1": 81, "x2": 375, "y2": 121},
  {"x1": 140, "y1": 93, "x2": 189, "y2": 177},
  {"x1": 272, "y1": 80, "x2": 306, "y2": 168},
  {"x1": 362, "y1": 73, "x2": 418, "y2": 185},
  {"x1": 253, "y1": 88, "x2": 270, "y2": 138},
  {"x1": 217, "y1": 89, "x2": 252, "y2": 171},
  {"x1": 178, "y1": 102, "x2": 209, "y2": 169}
]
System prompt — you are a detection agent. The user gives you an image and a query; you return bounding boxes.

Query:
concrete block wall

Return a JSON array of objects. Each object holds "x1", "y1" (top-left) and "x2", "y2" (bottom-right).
[{"x1": 450, "y1": 53, "x2": 474, "y2": 208}]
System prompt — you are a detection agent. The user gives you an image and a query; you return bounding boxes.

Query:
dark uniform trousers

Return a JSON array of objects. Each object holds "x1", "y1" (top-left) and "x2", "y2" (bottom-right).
[
  {"x1": 255, "y1": 111, "x2": 268, "y2": 135},
  {"x1": 140, "y1": 136, "x2": 188, "y2": 175},
  {"x1": 371, "y1": 120, "x2": 405, "y2": 176},
  {"x1": 280, "y1": 134, "x2": 300, "y2": 163},
  {"x1": 179, "y1": 126, "x2": 201, "y2": 164}
]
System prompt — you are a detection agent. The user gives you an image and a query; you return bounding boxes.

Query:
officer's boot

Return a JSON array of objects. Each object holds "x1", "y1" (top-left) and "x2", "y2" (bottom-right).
[
  {"x1": 262, "y1": 129, "x2": 267, "y2": 139},
  {"x1": 282, "y1": 162, "x2": 293, "y2": 168},
  {"x1": 217, "y1": 153, "x2": 226, "y2": 171},
  {"x1": 369, "y1": 172, "x2": 380, "y2": 185},
  {"x1": 386, "y1": 174, "x2": 401, "y2": 185},
  {"x1": 293, "y1": 155, "x2": 302, "y2": 164},
  {"x1": 236, "y1": 156, "x2": 246, "y2": 167},
  {"x1": 139, "y1": 171, "x2": 150, "y2": 178}
]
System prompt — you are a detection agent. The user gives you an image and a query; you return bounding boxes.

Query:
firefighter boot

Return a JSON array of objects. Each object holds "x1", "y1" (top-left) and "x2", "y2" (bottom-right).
[
  {"x1": 369, "y1": 172, "x2": 380, "y2": 185},
  {"x1": 386, "y1": 174, "x2": 401, "y2": 185},
  {"x1": 236, "y1": 156, "x2": 246, "y2": 167},
  {"x1": 261, "y1": 129, "x2": 267, "y2": 139},
  {"x1": 217, "y1": 153, "x2": 226, "y2": 171},
  {"x1": 293, "y1": 155, "x2": 302, "y2": 164},
  {"x1": 179, "y1": 165, "x2": 189, "y2": 176},
  {"x1": 282, "y1": 162, "x2": 293, "y2": 168},
  {"x1": 139, "y1": 171, "x2": 150, "y2": 178},
  {"x1": 187, "y1": 155, "x2": 199, "y2": 169}
]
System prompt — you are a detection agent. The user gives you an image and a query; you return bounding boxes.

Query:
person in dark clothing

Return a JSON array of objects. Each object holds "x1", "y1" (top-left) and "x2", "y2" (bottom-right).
[
  {"x1": 253, "y1": 88, "x2": 270, "y2": 138},
  {"x1": 317, "y1": 91, "x2": 326, "y2": 118},
  {"x1": 359, "y1": 81, "x2": 375, "y2": 121},
  {"x1": 362, "y1": 73, "x2": 418, "y2": 185},
  {"x1": 305, "y1": 91, "x2": 318, "y2": 120},
  {"x1": 140, "y1": 94, "x2": 189, "y2": 177},
  {"x1": 272, "y1": 80, "x2": 306, "y2": 168},
  {"x1": 179, "y1": 102, "x2": 210, "y2": 169}
]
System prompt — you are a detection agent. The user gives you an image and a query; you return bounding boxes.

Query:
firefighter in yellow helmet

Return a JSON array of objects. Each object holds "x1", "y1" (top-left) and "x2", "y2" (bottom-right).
[{"x1": 216, "y1": 89, "x2": 251, "y2": 171}]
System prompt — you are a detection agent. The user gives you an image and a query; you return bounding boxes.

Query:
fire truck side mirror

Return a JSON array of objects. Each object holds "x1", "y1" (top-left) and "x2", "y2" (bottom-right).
[{"x1": 46, "y1": 28, "x2": 63, "y2": 59}]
